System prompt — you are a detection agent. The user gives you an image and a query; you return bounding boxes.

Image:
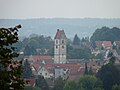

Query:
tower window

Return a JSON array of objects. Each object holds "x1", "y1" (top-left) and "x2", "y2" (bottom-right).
[
  {"x1": 56, "y1": 45, "x2": 58, "y2": 49},
  {"x1": 56, "y1": 40, "x2": 58, "y2": 44},
  {"x1": 62, "y1": 45, "x2": 64, "y2": 49},
  {"x1": 62, "y1": 40, "x2": 64, "y2": 44}
]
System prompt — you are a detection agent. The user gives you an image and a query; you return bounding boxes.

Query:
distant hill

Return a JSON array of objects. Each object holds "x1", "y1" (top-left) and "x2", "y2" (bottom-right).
[{"x1": 0, "y1": 18, "x2": 120, "y2": 39}]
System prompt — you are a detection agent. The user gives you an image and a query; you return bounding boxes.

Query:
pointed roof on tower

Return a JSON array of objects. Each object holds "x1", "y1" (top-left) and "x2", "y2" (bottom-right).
[{"x1": 54, "y1": 29, "x2": 67, "y2": 39}]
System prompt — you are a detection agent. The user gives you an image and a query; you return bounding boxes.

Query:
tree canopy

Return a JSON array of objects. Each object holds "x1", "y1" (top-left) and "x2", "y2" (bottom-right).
[
  {"x1": 112, "y1": 84, "x2": 120, "y2": 90},
  {"x1": 14, "y1": 34, "x2": 54, "y2": 56},
  {"x1": 78, "y1": 75, "x2": 102, "y2": 90},
  {"x1": 22, "y1": 59, "x2": 33, "y2": 78},
  {"x1": 64, "y1": 80, "x2": 77, "y2": 90},
  {"x1": 0, "y1": 25, "x2": 24, "y2": 90},
  {"x1": 73, "y1": 34, "x2": 80, "y2": 45},
  {"x1": 97, "y1": 63, "x2": 120, "y2": 90},
  {"x1": 35, "y1": 75, "x2": 49, "y2": 90},
  {"x1": 67, "y1": 45, "x2": 91, "y2": 59},
  {"x1": 90, "y1": 27, "x2": 120, "y2": 43},
  {"x1": 53, "y1": 77, "x2": 65, "y2": 90}
]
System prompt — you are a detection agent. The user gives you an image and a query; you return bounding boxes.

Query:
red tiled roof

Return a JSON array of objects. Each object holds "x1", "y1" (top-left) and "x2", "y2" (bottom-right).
[
  {"x1": 31, "y1": 63, "x2": 40, "y2": 71},
  {"x1": 28, "y1": 56, "x2": 53, "y2": 63},
  {"x1": 29, "y1": 56, "x2": 52, "y2": 60},
  {"x1": 54, "y1": 29, "x2": 67, "y2": 39},
  {"x1": 102, "y1": 41, "x2": 112, "y2": 48},
  {"x1": 44, "y1": 64, "x2": 81, "y2": 72}
]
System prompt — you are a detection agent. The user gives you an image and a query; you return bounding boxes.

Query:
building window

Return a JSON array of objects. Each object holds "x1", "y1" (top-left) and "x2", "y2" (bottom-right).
[
  {"x1": 56, "y1": 40, "x2": 58, "y2": 44},
  {"x1": 62, "y1": 40, "x2": 64, "y2": 44},
  {"x1": 45, "y1": 73, "x2": 47, "y2": 76},
  {"x1": 56, "y1": 45, "x2": 58, "y2": 49},
  {"x1": 62, "y1": 45, "x2": 64, "y2": 49}
]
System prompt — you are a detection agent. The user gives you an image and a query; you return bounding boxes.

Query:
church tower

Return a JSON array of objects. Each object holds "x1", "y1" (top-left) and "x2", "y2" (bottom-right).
[{"x1": 54, "y1": 29, "x2": 67, "y2": 64}]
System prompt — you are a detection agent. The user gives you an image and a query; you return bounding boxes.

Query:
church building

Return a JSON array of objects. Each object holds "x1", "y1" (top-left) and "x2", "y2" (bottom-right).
[{"x1": 54, "y1": 29, "x2": 67, "y2": 63}]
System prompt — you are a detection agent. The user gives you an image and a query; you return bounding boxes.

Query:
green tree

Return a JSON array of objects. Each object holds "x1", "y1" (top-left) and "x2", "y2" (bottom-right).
[
  {"x1": 90, "y1": 27, "x2": 120, "y2": 43},
  {"x1": 93, "y1": 87, "x2": 104, "y2": 90},
  {"x1": 112, "y1": 84, "x2": 120, "y2": 90},
  {"x1": 64, "y1": 80, "x2": 77, "y2": 90},
  {"x1": 84, "y1": 63, "x2": 89, "y2": 75},
  {"x1": 89, "y1": 66, "x2": 94, "y2": 75},
  {"x1": 13, "y1": 34, "x2": 54, "y2": 56},
  {"x1": 24, "y1": 45, "x2": 37, "y2": 55},
  {"x1": 0, "y1": 25, "x2": 24, "y2": 90},
  {"x1": 32, "y1": 86, "x2": 41, "y2": 90},
  {"x1": 108, "y1": 52, "x2": 116, "y2": 64},
  {"x1": 47, "y1": 46, "x2": 54, "y2": 56},
  {"x1": 22, "y1": 59, "x2": 33, "y2": 78},
  {"x1": 73, "y1": 34, "x2": 80, "y2": 45},
  {"x1": 67, "y1": 45, "x2": 91, "y2": 59},
  {"x1": 35, "y1": 75, "x2": 49, "y2": 90},
  {"x1": 97, "y1": 63, "x2": 120, "y2": 90},
  {"x1": 78, "y1": 75, "x2": 97, "y2": 90},
  {"x1": 53, "y1": 77, "x2": 65, "y2": 90},
  {"x1": 95, "y1": 53, "x2": 104, "y2": 60},
  {"x1": 13, "y1": 41, "x2": 23, "y2": 52}
]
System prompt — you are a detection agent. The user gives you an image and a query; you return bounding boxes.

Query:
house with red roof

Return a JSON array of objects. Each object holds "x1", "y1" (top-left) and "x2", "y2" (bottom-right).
[
  {"x1": 30, "y1": 62, "x2": 40, "y2": 75},
  {"x1": 38, "y1": 66, "x2": 54, "y2": 79},
  {"x1": 95, "y1": 41, "x2": 112, "y2": 50},
  {"x1": 102, "y1": 41, "x2": 112, "y2": 49},
  {"x1": 37, "y1": 63, "x2": 84, "y2": 81}
]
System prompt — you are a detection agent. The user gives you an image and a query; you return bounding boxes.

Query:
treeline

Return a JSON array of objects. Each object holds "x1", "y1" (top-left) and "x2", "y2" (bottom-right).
[
  {"x1": 14, "y1": 34, "x2": 92, "y2": 60},
  {"x1": 90, "y1": 27, "x2": 120, "y2": 43},
  {"x1": 14, "y1": 34, "x2": 54, "y2": 55},
  {"x1": 67, "y1": 45, "x2": 91, "y2": 59}
]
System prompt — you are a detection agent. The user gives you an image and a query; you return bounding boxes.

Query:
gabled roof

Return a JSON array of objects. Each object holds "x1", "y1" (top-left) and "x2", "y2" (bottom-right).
[
  {"x1": 54, "y1": 29, "x2": 67, "y2": 39},
  {"x1": 31, "y1": 63, "x2": 40, "y2": 71},
  {"x1": 44, "y1": 64, "x2": 81, "y2": 72}
]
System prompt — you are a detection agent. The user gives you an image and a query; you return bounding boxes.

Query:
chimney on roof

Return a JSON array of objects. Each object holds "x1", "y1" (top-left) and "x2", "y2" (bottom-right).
[{"x1": 57, "y1": 29, "x2": 59, "y2": 31}]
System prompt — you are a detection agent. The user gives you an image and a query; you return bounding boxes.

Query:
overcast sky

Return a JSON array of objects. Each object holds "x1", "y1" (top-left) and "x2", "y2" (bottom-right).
[{"x1": 0, "y1": 0, "x2": 120, "y2": 19}]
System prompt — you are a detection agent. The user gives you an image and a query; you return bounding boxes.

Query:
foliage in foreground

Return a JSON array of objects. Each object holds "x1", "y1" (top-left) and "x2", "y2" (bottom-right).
[
  {"x1": 35, "y1": 75, "x2": 49, "y2": 90},
  {"x1": 97, "y1": 63, "x2": 120, "y2": 90},
  {"x1": 78, "y1": 75, "x2": 98, "y2": 90},
  {"x1": 0, "y1": 25, "x2": 24, "y2": 90}
]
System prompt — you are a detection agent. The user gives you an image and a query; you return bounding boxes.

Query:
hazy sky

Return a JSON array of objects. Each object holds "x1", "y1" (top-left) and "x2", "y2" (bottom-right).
[{"x1": 0, "y1": 0, "x2": 120, "y2": 19}]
